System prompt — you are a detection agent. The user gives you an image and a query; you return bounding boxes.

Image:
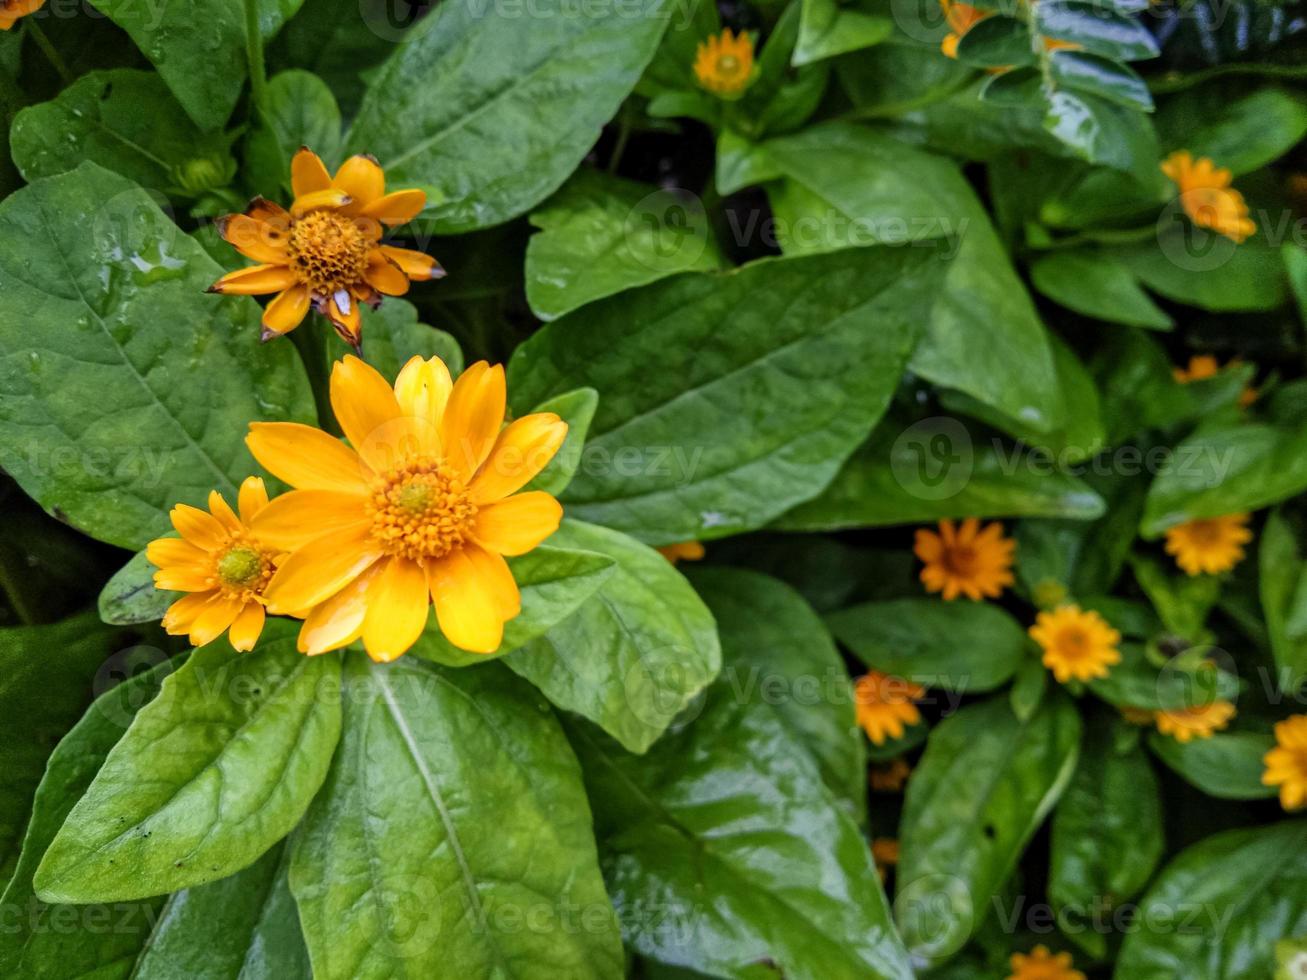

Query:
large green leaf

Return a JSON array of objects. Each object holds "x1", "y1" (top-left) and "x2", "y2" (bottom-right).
[
  {"x1": 92, "y1": 0, "x2": 306, "y2": 129},
  {"x1": 896, "y1": 693, "x2": 1080, "y2": 967},
  {"x1": 345, "y1": 0, "x2": 670, "y2": 234},
  {"x1": 568, "y1": 654, "x2": 913, "y2": 979},
  {"x1": 1114, "y1": 230, "x2": 1288, "y2": 313},
  {"x1": 508, "y1": 245, "x2": 951, "y2": 544},
  {"x1": 1117, "y1": 821, "x2": 1307, "y2": 979},
  {"x1": 686, "y1": 565, "x2": 866, "y2": 823},
  {"x1": 1146, "y1": 730, "x2": 1277, "y2": 800},
  {"x1": 242, "y1": 69, "x2": 343, "y2": 198},
  {"x1": 0, "y1": 163, "x2": 315, "y2": 551},
  {"x1": 1049, "y1": 713, "x2": 1163, "y2": 959},
  {"x1": 1156, "y1": 82, "x2": 1307, "y2": 177},
  {"x1": 828, "y1": 598, "x2": 1029, "y2": 695},
  {"x1": 1030, "y1": 250, "x2": 1173, "y2": 330},
  {"x1": 290, "y1": 656, "x2": 622, "y2": 980},
  {"x1": 762, "y1": 121, "x2": 1063, "y2": 437},
  {"x1": 505, "y1": 520, "x2": 719, "y2": 754},
  {"x1": 0, "y1": 613, "x2": 123, "y2": 884},
  {"x1": 1261, "y1": 507, "x2": 1307, "y2": 690},
  {"x1": 34, "y1": 622, "x2": 342, "y2": 903},
  {"x1": 525, "y1": 169, "x2": 726, "y2": 321}
]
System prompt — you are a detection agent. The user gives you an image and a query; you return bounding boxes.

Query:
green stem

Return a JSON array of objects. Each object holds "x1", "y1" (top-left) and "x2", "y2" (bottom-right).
[
  {"x1": 243, "y1": 0, "x2": 268, "y2": 119},
  {"x1": 607, "y1": 112, "x2": 632, "y2": 175},
  {"x1": 25, "y1": 20, "x2": 71, "y2": 86}
]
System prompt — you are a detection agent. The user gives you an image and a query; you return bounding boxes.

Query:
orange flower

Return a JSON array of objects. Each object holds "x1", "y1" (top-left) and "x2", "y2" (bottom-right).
[
  {"x1": 854, "y1": 671, "x2": 925, "y2": 745},
  {"x1": 1163, "y1": 513, "x2": 1253, "y2": 577},
  {"x1": 1161, "y1": 150, "x2": 1256, "y2": 244},
  {"x1": 1029, "y1": 605, "x2": 1121, "y2": 683},
  {"x1": 209, "y1": 149, "x2": 442, "y2": 348},
  {"x1": 914, "y1": 518, "x2": 1015, "y2": 601},
  {"x1": 0, "y1": 0, "x2": 44, "y2": 29},
  {"x1": 1007, "y1": 945, "x2": 1085, "y2": 980},
  {"x1": 939, "y1": 0, "x2": 988, "y2": 57},
  {"x1": 1154, "y1": 700, "x2": 1236, "y2": 743},
  {"x1": 244, "y1": 354, "x2": 567, "y2": 660},
  {"x1": 693, "y1": 28, "x2": 755, "y2": 98},
  {"x1": 1263, "y1": 715, "x2": 1307, "y2": 811},
  {"x1": 1173, "y1": 354, "x2": 1258, "y2": 407},
  {"x1": 658, "y1": 541, "x2": 705, "y2": 564},
  {"x1": 870, "y1": 757, "x2": 912, "y2": 792},
  {"x1": 872, "y1": 837, "x2": 900, "y2": 881},
  {"x1": 146, "y1": 477, "x2": 277, "y2": 651}
]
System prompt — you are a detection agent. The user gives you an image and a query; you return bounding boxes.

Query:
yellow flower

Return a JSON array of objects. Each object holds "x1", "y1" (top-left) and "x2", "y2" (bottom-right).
[
  {"x1": 870, "y1": 757, "x2": 912, "y2": 793},
  {"x1": 1154, "y1": 699, "x2": 1236, "y2": 743},
  {"x1": 0, "y1": 0, "x2": 44, "y2": 28},
  {"x1": 1163, "y1": 513, "x2": 1253, "y2": 577},
  {"x1": 658, "y1": 541, "x2": 705, "y2": 564},
  {"x1": 1161, "y1": 150, "x2": 1256, "y2": 244},
  {"x1": 1173, "y1": 354, "x2": 1258, "y2": 407},
  {"x1": 1007, "y1": 945, "x2": 1086, "y2": 980},
  {"x1": 209, "y1": 148, "x2": 443, "y2": 349},
  {"x1": 1120, "y1": 705, "x2": 1156, "y2": 726},
  {"x1": 914, "y1": 517, "x2": 1015, "y2": 601},
  {"x1": 871, "y1": 837, "x2": 899, "y2": 881},
  {"x1": 147, "y1": 477, "x2": 277, "y2": 652},
  {"x1": 1263, "y1": 715, "x2": 1307, "y2": 811},
  {"x1": 854, "y1": 671, "x2": 925, "y2": 745},
  {"x1": 1029, "y1": 605, "x2": 1121, "y2": 683},
  {"x1": 939, "y1": 0, "x2": 988, "y2": 57},
  {"x1": 244, "y1": 354, "x2": 567, "y2": 660},
  {"x1": 693, "y1": 28, "x2": 755, "y2": 98}
]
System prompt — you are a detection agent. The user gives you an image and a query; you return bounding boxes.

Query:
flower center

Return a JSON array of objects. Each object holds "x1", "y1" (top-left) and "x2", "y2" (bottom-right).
[
  {"x1": 287, "y1": 210, "x2": 371, "y2": 296},
  {"x1": 368, "y1": 457, "x2": 478, "y2": 561},
  {"x1": 1057, "y1": 626, "x2": 1090, "y2": 659},
  {"x1": 214, "y1": 541, "x2": 273, "y2": 599},
  {"x1": 944, "y1": 544, "x2": 978, "y2": 577},
  {"x1": 718, "y1": 54, "x2": 740, "y2": 74},
  {"x1": 1186, "y1": 519, "x2": 1222, "y2": 547}
]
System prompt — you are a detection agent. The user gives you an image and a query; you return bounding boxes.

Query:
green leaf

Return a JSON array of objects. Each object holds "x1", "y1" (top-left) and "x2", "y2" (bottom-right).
[
  {"x1": 794, "y1": 0, "x2": 892, "y2": 66},
  {"x1": 956, "y1": 16, "x2": 1033, "y2": 69},
  {"x1": 1050, "y1": 51, "x2": 1154, "y2": 111},
  {"x1": 1114, "y1": 230, "x2": 1288, "y2": 313},
  {"x1": 774, "y1": 415, "x2": 1106, "y2": 530},
  {"x1": 896, "y1": 693, "x2": 1080, "y2": 967},
  {"x1": 1261, "y1": 507, "x2": 1307, "y2": 690},
  {"x1": 1156, "y1": 82, "x2": 1307, "y2": 177},
  {"x1": 1089, "y1": 328, "x2": 1198, "y2": 445},
  {"x1": 762, "y1": 121, "x2": 1064, "y2": 438},
  {"x1": 1030, "y1": 250, "x2": 1173, "y2": 329},
  {"x1": 1146, "y1": 729, "x2": 1277, "y2": 800},
  {"x1": 523, "y1": 388, "x2": 598, "y2": 496},
  {"x1": 1141, "y1": 421, "x2": 1307, "y2": 535},
  {"x1": 91, "y1": 0, "x2": 306, "y2": 129},
  {"x1": 568, "y1": 656, "x2": 913, "y2": 979},
  {"x1": 10, "y1": 70, "x2": 236, "y2": 197},
  {"x1": 828, "y1": 598, "x2": 1029, "y2": 695},
  {"x1": 1128, "y1": 552, "x2": 1221, "y2": 639},
  {"x1": 290, "y1": 656, "x2": 622, "y2": 980},
  {"x1": 243, "y1": 69, "x2": 343, "y2": 198},
  {"x1": 525, "y1": 169, "x2": 726, "y2": 321},
  {"x1": 505, "y1": 520, "x2": 720, "y2": 754},
  {"x1": 346, "y1": 0, "x2": 671, "y2": 234},
  {"x1": 1049, "y1": 713, "x2": 1163, "y2": 959},
  {"x1": 1117, "y1": 821, "x2": 1307, "y2": 978},
  {"x1": 34, "y1": 622, "x2": 342, "y2": 903},
  {"x1": 1042, "y1": 89, "x2": 1160, "y2": 183},
  {"x1": 1034, "y1": 0, "x2": 1159, "y2": 60},
  {"x1": 410, "y1": 543, "x2": 617, "y2": 667},
  {"x1": 98, "y1": 548, "x2": 174, "y2": 626},
  {"x1": 687, "y1": 565, "x2": 866, "y2": 824},
  {"x1": 0, "y1": 163, "x2": 315, "y2": 551},
  {"x1": 0, "y1": 613, "x2": 125, "y2": 884},
  {"x1": 508, "y1": 245, "x2": 951, "y2": 544},
  {"x1": 1086, "y1": 641, "x2": 1241, "y2": 711}
]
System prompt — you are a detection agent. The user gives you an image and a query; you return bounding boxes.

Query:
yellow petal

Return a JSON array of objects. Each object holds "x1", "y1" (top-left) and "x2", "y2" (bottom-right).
[
  {"x1": 249, "y1": 489, "x2": 368, "y2": 550},
  {"x1": 362, "y1": 557, "x2": 430, "y2": 662},
  {"x1": 246, "y1": 422, "x2": 372, "y2": 493},
  {"x1": 326, "y1": 290, "x2": 362, "y2": 349},
  {"x1": 189, "y1": 593, "x2": 244, "y2": 647},
  {"x1": 171, "y1": 503, "x2": 227, "y2": 550},
  {"x1": 472, "y1": 492, "x2": 562, "y2": 556},
  {"x1": 208, "y1": 489, "x2": 241, "y2": 532},
  {"x1": 378, "y1": 245, "x2": 443, "y2": 281},
  {"x1": 393, "y1": 355, "x2": 452, "y2": 456},
  {"x1": 264, "y1": 522, "x2": 382, "y2": 613},
  {"x1": 291, "y1": 147, "x2": 333, "y2": 198},
  {"x1": 227, "y1": 603, "x2": 266, "y2": 652},
  {"x1": 218, "y1": 213, "x2": 289, "y2": 263},
  {"x1": 162, "y1": 590, "x2": 216, "y2": 634},
  {"x1": 297, "y1": 561, "x2": 385, "y2": 655},
  {"x1": 361, "y1": 189, "x2": 427, "y2": 226},
  {"x1": 464, "y1": 542, "x2": 520, "y2": 618},
  {"x1": 439, "y1": 361, "x2": 506, "y2": 481},
  {"x1": 363, "y1": 253, "x2": 410, "y2": 296},
  {"x1": 330, "y1": 355, "x2": 407, "y2": 472},
  {"x1": 209, "y1": 263, "x2": 296, "y2": 296},
  {"x1": 262, "y1": 285, "x2": 311, "y2": 336},
  {"x1": 469, "y1": 413, "x2": 567, "y2": 503},
  {"x1": 333, "y1": 154, "x2": 386, "y2": 210},
  {"x1": 154, "y1": 566, "x2": 213, "y2": 592},
  {"x1": 245, "y1": 196, "x2": 291, "y2": 226},
  {"x1": 427, "y1": 547, "x2": 505, "y2": 654},
  {"x1": 290, "y1": 188, "x2": 352, "y2": 217},
  {"x1": 237, "y1": 476, "x2": 270, "y2": 524},
  {"x1": 147, "y1": 536, "x2": 206, "y2": 568}
]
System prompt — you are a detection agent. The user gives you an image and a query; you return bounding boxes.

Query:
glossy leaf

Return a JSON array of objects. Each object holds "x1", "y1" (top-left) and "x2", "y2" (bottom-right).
[
  {"x1": 1050, "y1": 51, "x2": 1154, "y2": 111},
  {"x1": 794, "y1": 0, "x2": 893, "y2": 66},
  {"x1": 508, "y1": 245, "x2": 951, "y2": 544},
  {"x1": 98, "y1": 548, "x2": 174, "y2": 626},
  {"x1": 290, "y1": 656, "x2": 623, "y2": 980},
  {"x1": 1034, "y1": 0, "x2": 1159, "y2": 60},
  {"x1": 34, "y1": 623, "x2": 342, "y2": 903},
  {"x1": 1146, "y1": 730, "x2": 1278, "y2": 800},
  {"x1": 956, "y1": 16, "x2": 1033, "y2": 69},
  {"x1": 1030, "y1": 250, "x2": 1172, "y2": 330},
  {"x1": 505, "y1": 520, "x2": 720, "y2": 754}
]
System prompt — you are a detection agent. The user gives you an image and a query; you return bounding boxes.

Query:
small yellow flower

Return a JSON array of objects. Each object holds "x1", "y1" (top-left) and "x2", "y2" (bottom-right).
[
  {"x1": 244, "y1": 354, "x2": 567, "y2": 660},
  {"x1": 1154, "y1": 699, "x2": 1236, "y2": 743},
  {"x1": 1120, "y1": 705, "x2": 1156, "y2": 726},
  {"x1": 1163, "y1": 513, "x2": 1253, "y2": 577},
  {"x1": 658, "y1": 541, "x2": 705, "y2": 564},
  {"x1": 854, "y1": 671, "x2": 925, "y2": 745},
  {"x1": 914, "y1": 517, "x2": 1015, "y2": 601},
  {"x1": 693, "y1": 28, "x2": 755, "y2": 98},
  {"x1": 1007, "y1": 945, "x2": 1086, "y2": 980},
  {"x1": 209, "y1": 148, "x2": 443, "y2": 349},
  {"x1": 1263, "y1": 715, "x2": 1307, "y2": 811},
  {"x1": 1029, "y1": 605, "x2": 1122, "y2": 683},
  {"x1": 0, "y1": 0, "x2": 44, "y2": 29},
  {"x1": 869, "y1": 757, "x2": 912, "y2": 793},
  {"x1": 871, "y1": 837, "x2": 899, "y2": 881},
  {"x1": 1161, "y1": 150, "x2": 1256, "y2": 244},
  {"x1": 939, "y1": 0, "x2": 988, "y2": 57},
  {"x1": 147, "y1": 477, "x2": 277, "y2": 652},
  {"x1": 1173, "y1": 354, "x2": 1258, "y2": 407}
]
